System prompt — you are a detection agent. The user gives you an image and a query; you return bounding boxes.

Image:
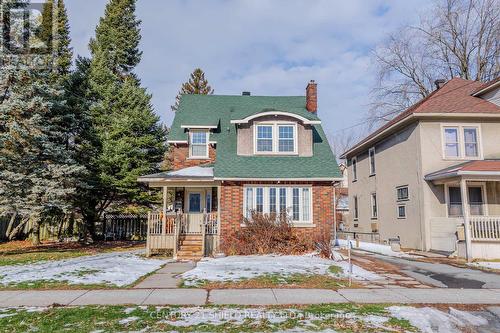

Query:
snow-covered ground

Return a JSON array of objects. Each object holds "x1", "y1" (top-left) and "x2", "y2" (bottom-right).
[
  {"x1": 388, "y1": 306, "x2": 488, "y2": 333},
  {"x1": 2, "y1": 305, "x2": 490, "y2": 332},
  {"x1": 469, "y1": 261, "x2": 500, "y2": 270},
  {"x1": 337, "y1": 239, "x2": 414, "y2": 258},
  {"x1": 0, "y1": 250, "x2": 169, "y2": 287},
  {"x1": 180, "y1": 253, "x2": 381, "y2": 286}
]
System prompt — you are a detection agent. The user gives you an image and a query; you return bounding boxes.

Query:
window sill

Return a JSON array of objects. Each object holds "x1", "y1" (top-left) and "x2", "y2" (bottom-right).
[
  {"x1": 369, "y1": 173, "x2": 376, "y2": 177},
  {"x1": 397, "y1": 199, "x2": 409, "y2": 202},
  {"x1": 254, "y1": 152, "x2": 299, "y2": 156},
  {"x1": 370, "y1": 217, "x2": 378, "y2": 220},
  {"x1": 352, "y1": 179, "x2": 357, "y2": 183},
  {"x1": 397, "y1": 217, "x2": 407, "y2": 220},
  {"x1": 442, "y1": 156, "x2": 482, "y2": 161},
  {"x1": 187, "y1": 157, "x2": 210, "y2": 160}
]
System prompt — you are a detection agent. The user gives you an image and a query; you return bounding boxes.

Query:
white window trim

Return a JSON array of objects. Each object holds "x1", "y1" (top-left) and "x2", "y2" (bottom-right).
[
  {"x1": 368, "y1": 147, "x2": 376, "y2": 176},
  {"x1": 253, "y1": 122, "x2": 298, "y2": 155},
  {"x1": 188, "y1": 130, "x2": 209, "y2": 159},
  {"x1": 440, "y1": 123, "x2": 483, "y2": 160},
  {"x1": 397, "y1": 204, "x2": 407, "y2": 219},
  {"x1": 352, "y1": 157, "x2": 358, "y2": 182},
  {"x1": 370, "y1": 192, "x2": 378, "y2": 219},
  {"x1": 444, "y1": 182, "x2": 489, "y2": 217},
  {"x1": 396, "y1": 185, "x2": 409, "y2": 202},
  {"x1": 243, "y1": 185, "x2": 313, "y2": 224}
]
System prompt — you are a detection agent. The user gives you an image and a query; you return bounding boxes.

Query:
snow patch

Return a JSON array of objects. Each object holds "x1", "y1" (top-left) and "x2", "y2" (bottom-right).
[
  {"x1": 181, "y1": 254, "x2": 382, "y2": 285},
  {"x1": 0, "y1": 250, "x2": 170, "y2": 287},
  {"x1": 118, "y1": 316, "x2": 140, "y2": 325},
  {"x1": 469, "y1": 261, "x2": 500, "y2": 270},
  {"x1": 388, "y1": 306, "x2": 488, "y2": 333},
  {"x1": 338, "y1": 239, "x2": 414, "y2": 258}
]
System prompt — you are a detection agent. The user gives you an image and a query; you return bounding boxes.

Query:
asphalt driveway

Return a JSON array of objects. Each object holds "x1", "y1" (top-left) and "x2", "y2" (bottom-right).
[{"x1": 359, "y1": 252, "x2": 500, "y2": 289}]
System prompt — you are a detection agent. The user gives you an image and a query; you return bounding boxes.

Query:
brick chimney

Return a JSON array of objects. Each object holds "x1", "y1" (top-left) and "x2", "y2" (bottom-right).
[{"x1": 306, "y1": 80, "x2": 317, "y2": 113}]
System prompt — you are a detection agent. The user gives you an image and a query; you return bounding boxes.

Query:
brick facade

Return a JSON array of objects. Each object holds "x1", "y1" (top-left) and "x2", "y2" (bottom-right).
[
  {"x1": 171, "y1": 144, "x2": 216, "y2": 170},
  {"x1": 219, "y1": 181, "x2": 334, "y2": 244}
]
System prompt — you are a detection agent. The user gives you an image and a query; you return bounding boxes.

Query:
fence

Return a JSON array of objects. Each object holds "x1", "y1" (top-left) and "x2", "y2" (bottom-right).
[
  {"x1": 336, "y1": 231, "x2": 381, "y2": 243},
  {"x1": 101, "y1": 213, "x2": 148, "y2": 240},
  {"x1": 0, "y1": 213, "x2": 148, "y2": 243},
  {"x1": 470, "y1": 216, "x2": 500, "y2": 241}
]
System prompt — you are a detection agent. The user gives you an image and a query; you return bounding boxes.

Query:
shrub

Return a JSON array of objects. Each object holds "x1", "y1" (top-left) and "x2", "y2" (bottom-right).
[{"x1": 221, "y1": 212, "x2": 313, "y2": 255}]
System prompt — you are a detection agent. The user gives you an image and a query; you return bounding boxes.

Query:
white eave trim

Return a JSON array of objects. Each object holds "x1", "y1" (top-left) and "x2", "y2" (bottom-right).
[
  {"x1": 425, "y1": 170, "x2": 500, "y2": 181},
  {"x1": 214, "y1": 177, "x2": 342, "y2": 182},
  {"x1": 167, "y1": 140, "x2": 188, "y2": 144},
  {"x1": 180, "y1": 125, "x2": 218, "y2": 129},
  {"x1": 341, "y1": 112, "x2": 500, "y2": 158},
  {"x1": 472, "y1": 80, "x2": 500, "y2": 96},
  {"x1": 230, "y1": 111, "x2": 321, "y2": 125},
  {"x1": 138, "y1": 177, "x2": 214, "y2": 183}
]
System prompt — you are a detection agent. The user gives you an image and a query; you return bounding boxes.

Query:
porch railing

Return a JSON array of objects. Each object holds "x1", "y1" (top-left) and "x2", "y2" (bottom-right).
[
  {"x1": 470, "y1": 216, "x2": 500, "y2": 241},
  {"x1": 146, "y1": 210, "x2": 219, "y2": 257}
]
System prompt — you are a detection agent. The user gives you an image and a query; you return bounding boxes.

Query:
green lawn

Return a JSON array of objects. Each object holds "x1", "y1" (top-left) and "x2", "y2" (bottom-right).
[{"x1": 0, "y1": 304, "x2": 416, "y2": 333}]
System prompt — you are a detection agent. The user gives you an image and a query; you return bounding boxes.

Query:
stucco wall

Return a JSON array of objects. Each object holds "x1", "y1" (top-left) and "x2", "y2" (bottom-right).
[
  {"x1": 236, "y1": 115, "x2": 313, "y2": 156},
  {"x1": 347, "y1": 122, "x2": 424, "y2": 249}
]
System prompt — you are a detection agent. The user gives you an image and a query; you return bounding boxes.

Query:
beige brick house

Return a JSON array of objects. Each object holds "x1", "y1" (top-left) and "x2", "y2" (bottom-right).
[
  {"x1": 341, "y1": 77, "x2": 500, "y2": 260},
  {"x1": 139, "y1": 81, "x2": 341, "y2": 259}
]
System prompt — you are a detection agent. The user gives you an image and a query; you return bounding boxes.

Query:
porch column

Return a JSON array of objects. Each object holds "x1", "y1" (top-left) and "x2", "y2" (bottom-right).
[
  {"x1": 162, "y1": 186, "x2": 168, "y2": 235},
  {"x1": 460, "y1": 178, "x2": 472, "y2": 262}
]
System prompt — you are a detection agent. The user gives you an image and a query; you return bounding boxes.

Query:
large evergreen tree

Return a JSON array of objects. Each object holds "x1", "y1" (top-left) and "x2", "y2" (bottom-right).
[
  {"x1": 80, "y1": 0, "x2": 166, "y2": 237},
  {"x1": 171, "y1": 68, "x2": 214, "y2": 112},
  {"x1": 0, "y1": 62, "x2": 84, "y2": 244}
]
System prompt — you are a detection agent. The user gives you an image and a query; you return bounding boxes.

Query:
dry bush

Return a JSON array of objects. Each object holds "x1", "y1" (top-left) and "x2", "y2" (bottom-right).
[
  {"x1": 221, "y1": 212, "x2": 313, "y2": 255},
  {"x1": 313, "y1": 233, "x2": 333, "y2": 259}
]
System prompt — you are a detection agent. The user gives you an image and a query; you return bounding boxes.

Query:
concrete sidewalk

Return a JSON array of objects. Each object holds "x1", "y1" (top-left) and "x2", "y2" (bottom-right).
[{"x1": 1, "y1": 288, "x2": 500, "y2": 306}]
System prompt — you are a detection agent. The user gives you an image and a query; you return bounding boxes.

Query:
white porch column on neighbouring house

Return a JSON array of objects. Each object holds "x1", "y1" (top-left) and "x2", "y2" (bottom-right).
[
  {"x1": 460, "y1": 178, "x2": 472, "y2": 262},
  {"x1": 162, "y1": 186, "x2": 168, "y2": 235}
]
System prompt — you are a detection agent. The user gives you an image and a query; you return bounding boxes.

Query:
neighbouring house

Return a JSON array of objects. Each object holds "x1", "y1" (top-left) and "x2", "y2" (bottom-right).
[
  {"x1": 139, "y1": 81, "x2": 341, "y2": 259},
  {"x1": 341, "y1": 77, "x2": 500, "y2": 260}
]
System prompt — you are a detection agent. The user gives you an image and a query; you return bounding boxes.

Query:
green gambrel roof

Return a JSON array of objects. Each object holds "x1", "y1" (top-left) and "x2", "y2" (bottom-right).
[{"x1": 169, "y1": 94, "x2": 341, "y2": 179}]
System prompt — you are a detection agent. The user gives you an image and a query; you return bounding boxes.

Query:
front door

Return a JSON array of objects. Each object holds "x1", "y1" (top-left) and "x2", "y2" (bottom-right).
[{"x1": 184, "y1": 189, "x2": 205, "y2": 234}]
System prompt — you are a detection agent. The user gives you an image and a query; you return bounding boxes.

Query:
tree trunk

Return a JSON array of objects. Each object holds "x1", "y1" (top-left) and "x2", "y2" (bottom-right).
[
  {"x1": 5, "y1": 212, "x2": 17, "y2": 239},
  {"x1": 8, "y1": 216, "x2": 29, "y2": 240},
  {"x1": 32, "y1": 217, "x2": 41, "y2": 246}
]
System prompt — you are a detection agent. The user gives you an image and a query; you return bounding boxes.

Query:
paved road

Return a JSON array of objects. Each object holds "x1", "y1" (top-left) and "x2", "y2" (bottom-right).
[{"x1": 364, "y1": 252, "x2": 500, "y2": 289}]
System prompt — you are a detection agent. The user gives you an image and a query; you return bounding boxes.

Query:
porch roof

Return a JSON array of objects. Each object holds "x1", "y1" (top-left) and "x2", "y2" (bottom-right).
[
  {"x1": 138, "y1": 165, "x2": 214, "y2": 182},
  {"x1": 424, "y1": 160, "x2": 500, "y2": 181}
]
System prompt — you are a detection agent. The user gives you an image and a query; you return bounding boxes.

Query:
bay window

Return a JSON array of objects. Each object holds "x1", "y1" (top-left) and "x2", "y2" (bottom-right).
[{"x1": 243, "y1": 186, "x2": 313, "y2": 223}]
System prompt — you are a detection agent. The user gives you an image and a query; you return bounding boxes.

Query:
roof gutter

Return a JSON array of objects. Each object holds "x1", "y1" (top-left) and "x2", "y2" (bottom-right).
[
  {"x1": 214, "y1": 177, "x2": 343, "y2": 182},
  {"x1": 341, "y1": 112, "x2": 500, "y2": 159},
  {"x1": 472, "y1": 80, "x2": 500, "y2": 97}
]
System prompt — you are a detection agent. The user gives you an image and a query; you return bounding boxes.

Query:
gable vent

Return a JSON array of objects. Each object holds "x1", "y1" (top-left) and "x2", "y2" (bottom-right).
[{"x1": 242, "y1": 91, "x2": 251, "y2": 96}]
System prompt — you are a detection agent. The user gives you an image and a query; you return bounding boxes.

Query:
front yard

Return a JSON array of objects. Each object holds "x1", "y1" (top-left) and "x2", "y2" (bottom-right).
[
  {"x1": 180, "y1": 254, "x2": 381, "y2": 289},
  {"x1": 0, "y1": 303, "x2": 493, "y2": 332},
  {"x1": 0, "y1": 242, "x2": 169, "y2": 289}
]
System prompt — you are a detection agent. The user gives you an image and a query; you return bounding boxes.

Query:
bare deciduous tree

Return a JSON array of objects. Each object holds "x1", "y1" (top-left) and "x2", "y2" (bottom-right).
[{"x1": 370, "y1": 0, "x2": 500, "y2": 127}]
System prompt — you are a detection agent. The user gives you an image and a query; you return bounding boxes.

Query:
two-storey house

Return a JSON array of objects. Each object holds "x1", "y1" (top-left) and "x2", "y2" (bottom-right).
[
  {"x1": 139, "y1": 81, "x2": 341, "y2": 259},
  {"x1": 341, "y1": 77, "x2": 500, "y2": 260}
]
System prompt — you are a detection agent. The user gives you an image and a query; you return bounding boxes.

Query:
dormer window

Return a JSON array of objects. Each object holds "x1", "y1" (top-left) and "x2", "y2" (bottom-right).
[
  {"x1": 254, "y1": 122, "x2": 297, "y2": 154},
  {"x1": 189, "y1": 130, "x2": 209, "y2": 158}
]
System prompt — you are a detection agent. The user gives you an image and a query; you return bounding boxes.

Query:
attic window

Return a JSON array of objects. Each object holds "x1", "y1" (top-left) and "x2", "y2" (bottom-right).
[
  {"x1": 254, "y1": 122, "x2": 297, "y2": 154},
  {"x1": 189, "y1": 130, "x2": 209, "y2": 159}
]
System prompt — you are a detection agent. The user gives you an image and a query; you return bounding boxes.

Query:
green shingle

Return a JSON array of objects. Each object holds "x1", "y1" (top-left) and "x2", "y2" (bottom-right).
[{"x1": 168, "y1": 94, "x2": 341, "y2": 179}]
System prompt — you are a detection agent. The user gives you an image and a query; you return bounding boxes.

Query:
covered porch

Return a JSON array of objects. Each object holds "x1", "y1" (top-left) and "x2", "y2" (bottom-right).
[
  {"x1": 138, "y1": 166, "x2": 221, "y2": 259},
  {"x1": 425, "y1": 160, "x2": 500, "y2": 260}
]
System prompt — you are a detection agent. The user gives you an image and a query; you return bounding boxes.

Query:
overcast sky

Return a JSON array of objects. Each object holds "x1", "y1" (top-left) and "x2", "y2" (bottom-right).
[{"x1": 65, "y1": 0, "x2": 431, "y2": 137}]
